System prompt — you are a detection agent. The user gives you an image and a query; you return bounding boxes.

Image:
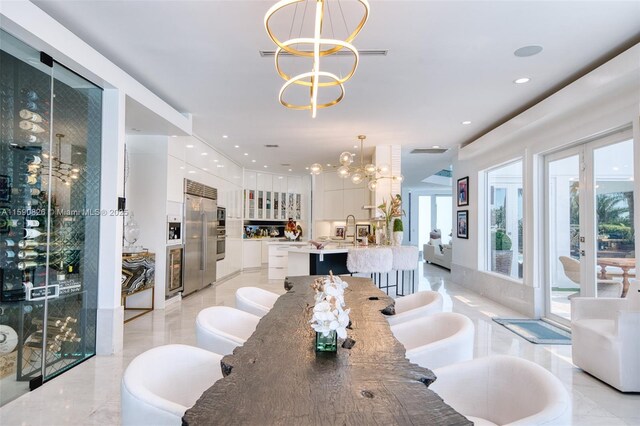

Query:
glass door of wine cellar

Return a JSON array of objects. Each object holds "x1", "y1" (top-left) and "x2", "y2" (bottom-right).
[{"x1": 0, "y1": 30, "x2": 102, "y2": 406}]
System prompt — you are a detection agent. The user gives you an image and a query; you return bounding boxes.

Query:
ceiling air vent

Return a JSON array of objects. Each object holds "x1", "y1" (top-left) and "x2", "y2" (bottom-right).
[
  {"x1": 410, "y1": 148, "x2": 448, "y2": 154},
  {"x1": 259, "y1": 49, "x2": 388, "y2": 57},
  {"x1": 265, "y1": 144, "x2": 280, "y2": 148}
]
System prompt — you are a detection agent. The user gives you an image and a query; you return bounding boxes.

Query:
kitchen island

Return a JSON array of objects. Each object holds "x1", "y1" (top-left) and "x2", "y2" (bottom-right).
[{"x1": 286, "y1": 246, "x2": 351, "y2": 276}]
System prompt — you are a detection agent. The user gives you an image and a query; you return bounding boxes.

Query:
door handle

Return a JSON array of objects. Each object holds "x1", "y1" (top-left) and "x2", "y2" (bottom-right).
[
  {"x1": 580, "y1": 250, "x2": 586, "y2": 257},
  {"x1": 201, "y1": 213, "x2": 206, "y2": 271}
]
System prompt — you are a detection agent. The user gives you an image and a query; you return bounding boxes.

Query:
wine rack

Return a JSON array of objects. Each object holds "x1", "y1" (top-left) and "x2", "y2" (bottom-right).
[{"x1": 0, "y1": 29, "x2": 102, "y2": 405}]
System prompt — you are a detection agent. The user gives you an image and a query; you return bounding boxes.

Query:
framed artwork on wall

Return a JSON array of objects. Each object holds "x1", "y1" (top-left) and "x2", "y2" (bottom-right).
[
  {"x1": 457, "y1": 210, "x2": 469, "y2": 239},
  {"x1": 356, "y1": 224, "x2": 371, "y2": 238},
  {"x1": 457, "y1": 176, "x2": 469, "y2": 206},
  {"x1": 335, "y1": 226, "x2": 345, "y2": 239}
]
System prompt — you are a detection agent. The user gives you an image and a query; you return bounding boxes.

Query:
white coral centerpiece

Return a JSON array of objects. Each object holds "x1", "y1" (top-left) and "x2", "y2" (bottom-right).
[{"x1": 310, "y1": 273, "x2": 350, "y2": 338}]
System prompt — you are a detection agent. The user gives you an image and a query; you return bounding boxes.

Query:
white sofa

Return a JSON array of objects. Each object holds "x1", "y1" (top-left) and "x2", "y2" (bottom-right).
[
  {"x1": 423, "y1": 243, "x2": 452, "y2": 270},
  {"x1": 571, "y1": 297, "x2": 640, "y2": 392}
]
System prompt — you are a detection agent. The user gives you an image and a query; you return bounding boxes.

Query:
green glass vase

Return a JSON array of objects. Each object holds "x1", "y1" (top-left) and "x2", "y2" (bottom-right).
[{"x1": 315, "y1": 330, "x2": 337, "y2": 352}]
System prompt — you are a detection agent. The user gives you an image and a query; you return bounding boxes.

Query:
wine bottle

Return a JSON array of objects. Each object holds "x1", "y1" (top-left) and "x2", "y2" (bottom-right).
[
  {"x1": 26, "y1": 175, "x2": 38, "y2": 185},
  {"x1": 19, "y1": 109, "x2": 47, "y2": 124},
  {"x1": 19, "y1": 121, "x2": 45, "y2": 133},
  {"x1": 18, "y1": 240, "x2": 43, "y2": 249},
  {"x1": 18, "y1": 250, "x2": 44, "y2": 260},
  {"x1": 21, "y1": 89, "x2": 39, "y2": 101},
  {"x1": 18, "y1": 260, "x2": 44, "y2": 270},
  {"x1": 25, "y1": 155, "x2": 42, "y2": 165},
  {"x1": 1, "y1": 250, "x2": 16, "y2": 260},
  {"x1": 31, "y1": 318, "x2": 71, "y2": 328},
  {"x1": 26, "y1": 134, "x2": 42, "y2": 144},
  {"x1": 2, "y1": 239, "x2": 16, "y2": 248},
  {"x1": 7, "y1": 219, "x2": 39, "y2": 228},
  {"x1": 23, "y1": 228, "x2": 45, "y2": 239}
]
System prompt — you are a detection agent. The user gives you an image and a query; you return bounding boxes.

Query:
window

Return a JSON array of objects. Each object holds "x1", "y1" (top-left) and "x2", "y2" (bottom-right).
[{"x1": 486, "y1": 161, "x2": 524, "y2": 279}]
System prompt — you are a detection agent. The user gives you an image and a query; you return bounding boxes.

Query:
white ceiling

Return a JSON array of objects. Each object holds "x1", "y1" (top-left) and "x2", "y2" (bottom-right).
[{"x1": 31, "y1": 0, "x2": 640, "y2": 187}]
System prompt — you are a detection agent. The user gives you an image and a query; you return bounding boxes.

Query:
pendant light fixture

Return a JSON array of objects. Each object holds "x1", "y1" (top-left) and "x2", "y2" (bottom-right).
[
  {"x1": 309, "y1": 135, "x2": 403, "y2": 191},
  {"x1": 264, "y1": 0, "x2": 370, "y2": 118}
]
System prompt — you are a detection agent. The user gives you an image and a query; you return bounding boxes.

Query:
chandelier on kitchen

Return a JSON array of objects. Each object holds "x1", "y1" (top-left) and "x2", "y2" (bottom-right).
[
  {"x1": 264, "y1": 0, "x2": 370, "y2": 118},
  {"x1": 309, "y1": 135, "x2": 403, "y2": 191}
]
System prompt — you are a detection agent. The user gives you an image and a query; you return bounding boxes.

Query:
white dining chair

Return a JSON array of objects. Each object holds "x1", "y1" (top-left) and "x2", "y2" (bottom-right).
[
  {"x1": 121, "y1": 344, "x2": 223, "y2": 426},
  {"x1": 235, "y1": 287, "x2": 279, "y2": 317},
  {"x1": 386, "y1": 290, "x2": 443, "y2": 326},
  {"x1": 390, "y1": 312, "x2": 474, "y2": 370},
  {"x1": 430, "y1": 355, "x2": 569, "y2": 425},
  {"x1": 196, "y1": 306, "x2": 260, "y2": 355}
]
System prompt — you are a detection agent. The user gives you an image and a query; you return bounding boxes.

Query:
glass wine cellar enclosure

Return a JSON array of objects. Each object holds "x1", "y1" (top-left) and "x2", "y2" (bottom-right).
[{"x1": 0, "y1": 30, "x2": 102, "y2": 405}]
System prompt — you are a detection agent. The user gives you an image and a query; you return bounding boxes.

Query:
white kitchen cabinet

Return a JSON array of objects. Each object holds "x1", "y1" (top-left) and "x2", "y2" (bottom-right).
[
  {"x1": 242, "y1": 240, "x2": 262, "y2": 269},
  {"x1": 343, "y1": 188, "x2": 369, "y2": 219},
  {"x1": 323, "y1": 190, "x2": 344, "y2": 220},
  {"x1": 287, "y1": 176, "x2": 302, "y2": 193},
  {"x1": 268, "y1": 244, "x2": 290, "y2": 280},
  {"x1": 257, "y1": 173, "x2": 273, "y2": 192},
  {"x1": 261, "y1": 240, "x2": 270, "y2": 264},
  {"x1": 166, "y1": 154, "x2": 185, "y2": 203}
]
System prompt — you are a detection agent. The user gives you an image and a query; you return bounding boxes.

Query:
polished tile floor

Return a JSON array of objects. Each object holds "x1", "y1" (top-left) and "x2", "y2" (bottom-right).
[{"x1": 1, "y1": 263, "x2": 639, "y2": 425}]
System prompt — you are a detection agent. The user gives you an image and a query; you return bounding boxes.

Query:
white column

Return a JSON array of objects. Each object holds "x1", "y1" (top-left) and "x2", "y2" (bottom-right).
[{"x1": 96, "y1": 89, "x2": 126, "y2": 355}]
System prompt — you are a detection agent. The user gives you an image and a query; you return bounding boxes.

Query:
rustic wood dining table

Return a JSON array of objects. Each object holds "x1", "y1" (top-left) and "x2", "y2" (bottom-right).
[
  {"x1": 182, "y1": 275, "x2": 471, "y2": 425},
  {"x1": 597, "y1": 257, "x2": 636, "y2": 297}
]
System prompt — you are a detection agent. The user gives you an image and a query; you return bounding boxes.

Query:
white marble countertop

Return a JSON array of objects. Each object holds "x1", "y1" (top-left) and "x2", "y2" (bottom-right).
[{"x1": 267, "y1": 241, "x2": 309, "y2": 246}]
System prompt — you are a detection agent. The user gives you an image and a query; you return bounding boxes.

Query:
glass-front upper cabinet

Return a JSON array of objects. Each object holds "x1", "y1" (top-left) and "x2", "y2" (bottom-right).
[
  {"x1": 247, "y1": 189, "x2": 255, "y2": 219},
  {"x1": 0, "y1": 29, "x2": 102, "y2": 406},
  {"x1": 257, "y1": 190, "x2": 264, "y2": 219},
  {"x1": 273, "y1": 192, "x2": 280, "y2": 220},
  {"x1": 280, "y1": 193, "x2": 287, "y2": 219},
  {"x1": 265, "y1": 191, "x2": 271, "y2": 219}
]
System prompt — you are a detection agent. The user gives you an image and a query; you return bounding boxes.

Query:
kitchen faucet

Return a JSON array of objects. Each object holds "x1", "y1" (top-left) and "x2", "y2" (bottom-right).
[{"x1": 345, "y1": 214, "x2": 357, "y2": 245}]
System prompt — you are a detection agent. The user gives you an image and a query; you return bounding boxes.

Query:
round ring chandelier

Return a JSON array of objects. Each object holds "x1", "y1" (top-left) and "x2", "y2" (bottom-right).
[
  {"x1": 264, "y1": 0, "x2": 370, "y2": 118},
  {"x1": 309, "y1": 135, "x2": 404, "y2": 191}
]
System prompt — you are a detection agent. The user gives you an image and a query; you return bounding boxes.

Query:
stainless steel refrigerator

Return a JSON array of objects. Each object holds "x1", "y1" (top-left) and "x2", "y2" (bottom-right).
[{"x1": 183, "y1": 180, "x2": 218, "y2": 296}]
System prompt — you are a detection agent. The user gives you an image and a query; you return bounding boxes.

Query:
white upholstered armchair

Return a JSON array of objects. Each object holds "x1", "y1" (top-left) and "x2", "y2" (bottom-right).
[{"x1": 571, "y1": 297, "x2": 640, "y2": 392}]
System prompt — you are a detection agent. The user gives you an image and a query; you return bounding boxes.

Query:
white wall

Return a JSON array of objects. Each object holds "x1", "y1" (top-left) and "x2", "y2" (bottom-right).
[{"x1": 452, "y1": 43, "x2": 640, "y2": 316}]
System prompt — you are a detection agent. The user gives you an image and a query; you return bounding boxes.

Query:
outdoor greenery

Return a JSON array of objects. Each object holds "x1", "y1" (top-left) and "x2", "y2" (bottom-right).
[{"x1": 491, "y1": 229, "x2": 512, "y2": 251}]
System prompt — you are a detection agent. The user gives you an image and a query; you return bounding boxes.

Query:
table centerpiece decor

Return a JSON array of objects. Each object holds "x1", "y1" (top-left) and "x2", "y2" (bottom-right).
[{"x1": 310, "y1": 272, "x2": 350, "y2": 352}]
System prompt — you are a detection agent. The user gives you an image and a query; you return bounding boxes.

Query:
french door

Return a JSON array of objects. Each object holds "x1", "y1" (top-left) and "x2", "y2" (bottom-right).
[{"x1": 544, "y1": 131, "x2": 635, "y2": 325}]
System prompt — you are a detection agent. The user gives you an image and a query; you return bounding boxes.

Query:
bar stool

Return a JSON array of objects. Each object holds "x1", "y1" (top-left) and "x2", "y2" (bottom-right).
[
  {"x1": 347, "y1": 247, "x2": 394, "y2": 294},
  {"x1": 391, "y1": 246, "x2": 419, "y2": 296}
]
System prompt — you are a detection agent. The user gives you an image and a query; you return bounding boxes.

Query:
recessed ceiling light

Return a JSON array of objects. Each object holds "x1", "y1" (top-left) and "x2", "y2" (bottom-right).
[
  {"x1": 186, "y1": 144, "x2": 194, "y2": 148},
  {"x1": 252, "y1": 159, "x2": 256, "y2": 163},
  {"x1": 223, "y1": 135, "x2": 229, "y2": 138},
  {"x1": 288, "y1": 169, "x2": 292, "y2": 172},
  {"x1": 203, "y1": 168, "x2": 208, "y2": 171},
  {"x1": 214, "y1": 159, "x2": 219, "y2": 162},
  {"x1": 171, "y1": 135, "x2": 177, "y2": 138},
  {"x1": 353, "y1": 145, "x2": 358, "y2": 149},
  {"x1": 188, "y1": 170, "x2": 196, "y2": 174},
  {"x1": 514, "y1": 45, "x2": 543, "y2": 57},
  {"x1": 244, "y1": 153, "x2": 248, "y2": 156},
  {"x1": 179, "y1": 166, "x2": 185, "y2": 170},
  {"x1": 514, "y1": 77, "x2": 531, "y2": 84},
  {"x1": 234, "y1": 145, "x2": 239, "y2": 148},
  {"x1": 326, "y1": 163, "x2": 331, "y2": 167},
  {"x1": 461, "y1": 121, "x2": 471, "y2": 125},
  {"x1": 264, "y1": 165, "x2": 268, "y2": 168},
  {"x1": 612, "y1": 166, "x2": 620, "y2": 171},
  {"x1": 278, "y1": 176, "x2": 284, "y2": 179},
  {"x1": 201, "y1": 152, "x2": 208, "y2": 156},
  {"x1": 305, "y1": 167, "x2": 309, "y2": 170}
]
